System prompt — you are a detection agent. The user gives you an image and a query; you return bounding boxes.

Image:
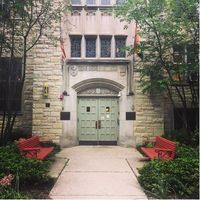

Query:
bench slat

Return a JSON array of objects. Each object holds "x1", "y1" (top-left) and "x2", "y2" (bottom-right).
[
  {"x1": 18, "y1": 136, "x2": 54, "y2": 160},
  {"x1": 141, "y1": 136, "x2": 176, "y2": 160}
]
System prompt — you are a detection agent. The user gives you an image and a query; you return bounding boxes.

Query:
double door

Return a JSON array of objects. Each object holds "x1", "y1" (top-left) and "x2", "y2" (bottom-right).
[{"x1": 78, "y1": 97, "x2": 119, "y2": 142}]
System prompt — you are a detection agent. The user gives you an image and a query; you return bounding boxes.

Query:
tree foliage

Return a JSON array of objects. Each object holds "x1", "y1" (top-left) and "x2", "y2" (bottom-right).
[
  {"x1": 115, "y1": 0, "x2": 199, "y2": 138},
  {"x1": 0, "y1": 0, "x2": 67, "y2": 145}
]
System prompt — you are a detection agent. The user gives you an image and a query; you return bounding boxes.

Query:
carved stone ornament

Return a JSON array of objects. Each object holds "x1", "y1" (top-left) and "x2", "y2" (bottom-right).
[
  {"x1": 70, "y1": 65, "x2": 78, "y2": 76},
  {"x1": 79, "y1": 88, "x2": 118, "y2": 95},
  {"x1": 86, "y1": 10, "x2": 96, "y2": 16},
  {"x1": 120, "y1": 66, "x2": 126, "y2": 77},
  {"x1": 71, "y1": 10, "x2": 81, "y2": 16}
]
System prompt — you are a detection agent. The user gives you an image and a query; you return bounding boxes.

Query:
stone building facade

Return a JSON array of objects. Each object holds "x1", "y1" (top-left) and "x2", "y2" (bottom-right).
[{"x1": 2, "y1": 0, "x2": 166, "y2": 147}]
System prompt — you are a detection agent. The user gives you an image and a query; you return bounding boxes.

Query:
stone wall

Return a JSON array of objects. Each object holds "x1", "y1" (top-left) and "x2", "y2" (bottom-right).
[
  {"x1": 133, "y1": 69, "x2": 164, "y2": 145},
  {"x1": 31, "y1": 37, "x2": 63, "y2": 142}
]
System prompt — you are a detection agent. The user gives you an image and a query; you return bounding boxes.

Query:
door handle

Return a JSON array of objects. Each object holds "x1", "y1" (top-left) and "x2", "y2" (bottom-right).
[
  {"x1": 95, "y1": 121, "x2": 98, "y2": 129},
  {"x1": 98, "y1": 120, "x2": 101, "y2": 129}
]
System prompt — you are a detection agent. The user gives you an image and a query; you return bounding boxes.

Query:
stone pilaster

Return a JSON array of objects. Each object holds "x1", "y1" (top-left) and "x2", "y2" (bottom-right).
[
  {"x1": 133, "y1": 70, "x2": 164, "y2": 145},
  {"x1": 32, "y1": 32, "x2": 63, "y2": 142}
]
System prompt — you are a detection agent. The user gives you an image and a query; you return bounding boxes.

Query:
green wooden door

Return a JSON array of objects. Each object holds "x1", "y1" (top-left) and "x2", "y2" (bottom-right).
[
  {"x1": 78, "y1": 98, "x2": 98, "y2": 141},
  {"x1": 98, "y1": 98, "x2": 118, "y2": 141},
  {"x1": 78, "y1": 97, "x2": 119, "y2": 141}
]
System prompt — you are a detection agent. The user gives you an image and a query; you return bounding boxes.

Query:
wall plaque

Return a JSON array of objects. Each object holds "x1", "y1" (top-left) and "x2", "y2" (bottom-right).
[
  {"x1": 126, "y1": 112, "x2": 136, "y2": 120},
  {"x1": 60, "y1": 112, "x2": 70, "y2": 120}
]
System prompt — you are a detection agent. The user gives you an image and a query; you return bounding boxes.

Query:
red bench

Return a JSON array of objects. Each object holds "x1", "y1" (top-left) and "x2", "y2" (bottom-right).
[
  {"x1": 141, "y1": 136, "x2": 176, "y2": 160},
  {"x1": 18, "y1": 136, "x2": 54, "y2": 160}
]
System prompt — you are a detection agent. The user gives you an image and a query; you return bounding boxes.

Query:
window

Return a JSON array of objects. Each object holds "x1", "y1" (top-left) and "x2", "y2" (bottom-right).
[
  {"x1": 174, "y1": 108, "x2": 199, "y2": 132},
  {"x1": 71, "y1": 0, "x2": 81, "y2": 5},
  {"x1": 186, "y1": 44, "x2": 198, "y2": 64},
  {"x1": 86, "y1": 0, "x2": 96, "y2": 5},
  {"x1": 0, "y1": 0, "x2": 10, "y2": 19},
  {"x1": 70, "y1": 36, "x2": 81, "y2": 57},
  {"x1": 173, "y1": 44, "x2": 198, "y2": 64},
  {"x1": 101, "y1": 0, "x2": 110, "y2": 5},
  {"x1": 172, "y1": 44, "x2": 199, "y2": 83},
  {"x1": 85, "y1": 37, "x2": 96, "y2": 57},
  {"x1": 115, "y1": 37, "x2": 126, "y2": 57},
  {"x1": 100, "y1": 37, "x2": 111, "y2": 57},
  {"x1": 116, "y1": 0, "x2": 125, "y2": 4},
  {"x1": 106, "y1": 107, "x2": 110, "y2": 112},
  {"x1": 86, "y1": 107, "x2": 90, "y2": 112},
  {"x1": 0, "y1": 57, "x2": 22, "y2": 112},
  {"x1": 173, "y1": 45, "x2": 185, "y2": 63}
]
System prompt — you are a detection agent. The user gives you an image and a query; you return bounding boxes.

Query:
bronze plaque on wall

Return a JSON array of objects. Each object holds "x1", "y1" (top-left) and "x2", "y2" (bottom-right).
[
  {"x1": 126, "y1": 112, "x2": 136, "y2": 120},
  {"x1": 60, "y1": 112, "x2": 70, "y2": 120}
]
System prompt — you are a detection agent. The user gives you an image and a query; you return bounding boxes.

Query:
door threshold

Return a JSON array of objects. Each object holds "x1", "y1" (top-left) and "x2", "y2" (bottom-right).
[{"x1": 79, "y1": 141, "x2": 117, "y2": 145}]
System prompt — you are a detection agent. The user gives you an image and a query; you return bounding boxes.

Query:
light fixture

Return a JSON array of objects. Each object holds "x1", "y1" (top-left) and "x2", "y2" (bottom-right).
[{"x1": 44, "y1": 83, "x2": 49, "y2": 98}]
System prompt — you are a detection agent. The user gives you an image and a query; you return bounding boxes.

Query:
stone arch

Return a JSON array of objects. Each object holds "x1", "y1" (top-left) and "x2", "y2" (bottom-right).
[{"x1": 72, "y1": 78, "x2": 124, "y2": 94}]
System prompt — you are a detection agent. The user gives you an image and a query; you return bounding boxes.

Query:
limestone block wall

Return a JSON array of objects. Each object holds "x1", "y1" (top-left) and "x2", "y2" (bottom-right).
[
  {"x1": 32, "y1": 36, "x2": 63, "y2": 142},
  {"x1": 16, "y1": 54, "x2": 34, "y2": 132},
  {"x1": 133, "y1": 71, "x2": 164, "y2": 145}
]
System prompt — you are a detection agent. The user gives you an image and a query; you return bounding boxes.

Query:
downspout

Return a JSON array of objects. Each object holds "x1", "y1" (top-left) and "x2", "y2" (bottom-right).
[{"x1": 127, "y1": 58, "x2": 134, "y2": 96}]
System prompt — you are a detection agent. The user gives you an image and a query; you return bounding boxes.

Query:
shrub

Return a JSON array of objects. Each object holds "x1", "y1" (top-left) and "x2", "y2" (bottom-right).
[
  {"x1": 11, "y1": 128, "x2": 32, "y2": 141},
  {"x1": 0, "y1": 185, "x2": 29, "y2": 199},
  {"x1": 0, "y1": 174, "x2": 29, "y2": 199},
  {"x1": 164, "y1": 129, "x2": 199, "y2": 146},
  {"x1": 40, "y1": 140, "x2": 61, "y2": 156},
  {"x1": 0, "y1": 144, "x2": 51, "y2": 186},
  {"x1": 138, "y1": 145, "x2": 199, "y2": 199},
  {"x1": 176, "y1": 144, "x2": 199, "y2": 159}
]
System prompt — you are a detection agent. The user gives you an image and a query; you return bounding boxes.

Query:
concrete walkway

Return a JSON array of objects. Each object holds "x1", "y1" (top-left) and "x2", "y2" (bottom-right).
[{"x1": 50, "y1": 146, "x2": 147, "y2": 200}]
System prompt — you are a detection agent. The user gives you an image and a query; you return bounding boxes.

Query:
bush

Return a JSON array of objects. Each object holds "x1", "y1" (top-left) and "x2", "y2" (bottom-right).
[
  {"x1": 176, "y1": 144, "x2": 199, "y2": 159},
  {"x1": 40, "y1": 140, "x2": 61, "y2": 156},
  {"x1": 164, "y1": 129, "x2": 199, "y2": 146},
  {"x1": 0, "y1": 185, "x2": 29, "y2": 199},
  {"x1": 138, "y1": 145, "x2": 199, "y2": 199},
  {"x1": 11, "y1": 128, "x2": 32, "y2": 141},
  {"x1": 0, "y1": 144, "x2": 51, "y2": 186}
]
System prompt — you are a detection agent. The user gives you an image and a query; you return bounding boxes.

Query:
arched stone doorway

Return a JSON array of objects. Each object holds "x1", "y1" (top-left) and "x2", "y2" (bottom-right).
[{"x1": 73, "y1": 78, "x2": 124, "y2": 144}]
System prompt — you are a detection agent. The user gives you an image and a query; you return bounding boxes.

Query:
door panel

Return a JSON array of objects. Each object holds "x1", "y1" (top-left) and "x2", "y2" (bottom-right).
[
  {"x1": 98, "y1": 98, "x2": 118, "y2": 141},
  {"x1": 78, "y1": 97, "x2": 119, "y2": 142},
  {"x1": 78, "y1": 98, "x2": 98, "y2": 141}
]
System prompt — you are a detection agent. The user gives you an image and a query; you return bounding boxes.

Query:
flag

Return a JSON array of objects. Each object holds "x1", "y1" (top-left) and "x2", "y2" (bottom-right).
[
  {"x1": 60, "y1": 38, "x2": 66, "y2": 61},
  {"x1": 134, "y1": 24, "x2": 144, "y2": 60},
  {"x1": 134, "y1": 24, "x2": 141, "y2": 45}
]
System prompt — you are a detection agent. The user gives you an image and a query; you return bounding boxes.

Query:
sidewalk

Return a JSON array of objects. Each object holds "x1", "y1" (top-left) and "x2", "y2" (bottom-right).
[{"x1": 49, "y1": 146, "x2": 147, "y2": 200}]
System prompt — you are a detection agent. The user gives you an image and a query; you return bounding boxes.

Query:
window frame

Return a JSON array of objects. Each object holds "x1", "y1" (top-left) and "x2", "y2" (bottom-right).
[
  {"x1": 0, "y1": 57, "x2": 23, "y2": 113},
  {"x1": 85, "y1": 36, "x2": 97, "y2": 58},
  {"x1": 100, "y1": 0, "x2": 111, "y2": 5},
  {"x1": 116, "y1": 0, "x2": 125, "y2": 5},
  {"x1": 70, "y1": 35, "x2": 82, "y2": 58},
  {"x1": 71, "y1": 0, "x2": 81, "y2": 5},
  {"x1": 115, "y1": 36, "x2": 127, "y2": 58},
  {"x1": 172, "y1": 44, "x2": 199, "y2": 84},
  {"x1": 174, "y1": 107, "x2": 199, "y2": 131},
  {"x1": 100, "y1": 36, "x2": 112, "y2": 58},
  {"x1": 86, "y1": 0, "x2": 96, "y2": 5}
]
